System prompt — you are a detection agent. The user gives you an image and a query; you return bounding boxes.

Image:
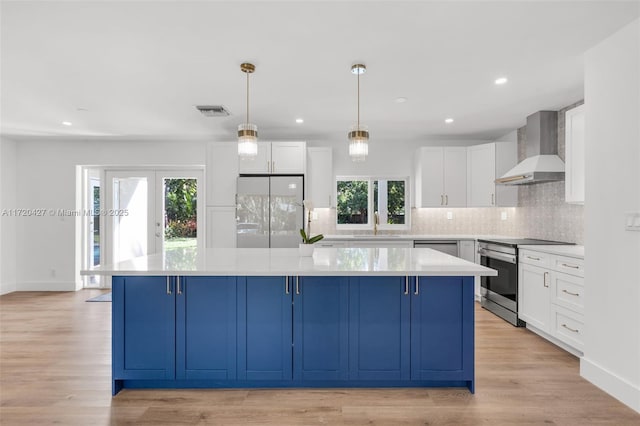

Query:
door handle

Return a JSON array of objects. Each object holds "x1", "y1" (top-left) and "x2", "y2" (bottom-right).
[
  {"x1": 285, "y1": 276, "x2": 290, "y2": 295},
  {"x1": 491, "y1": 193, "x2": 495, "y2": 205},
  {"x1": 445, "y1": 194, "x2": 448, "y2": 205},
  {"x1": 166, "y1": 277, "x2": 172, "y2": 295},
  {"x1": 414, "y1": 279, "x2": 419, "y2": 296},
  {"x1": 177, "y1": 277, "x2": 182, "y2": 295},
  {"x1": 404, "y1": 276, "x2": 409, "y2": 295},
  {"x1": 295, "y1": 276, "x2": 300, "y2": 295},
  {"x1": 543, "y1": 272, "x2": 549, "y2": 288},
  {"x1": 440, "y1": 195, "x2": 444, "y2": 205}
]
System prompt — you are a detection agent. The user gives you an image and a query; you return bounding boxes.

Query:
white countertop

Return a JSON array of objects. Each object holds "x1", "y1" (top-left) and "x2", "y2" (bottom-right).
[
  {"x1": 323, "y1": 234, "x2": 515, "y2": 241},
  {"x1": 82, "y1": 247, "x2": 497, "y2": 277},
  {"x1": 518, "y1": 244, "x2": 584, "y2": 259}
]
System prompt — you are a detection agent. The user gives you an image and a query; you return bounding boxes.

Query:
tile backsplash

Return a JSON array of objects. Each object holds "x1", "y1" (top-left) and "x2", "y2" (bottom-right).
[{"x1": 312, "y1": 101, "x2": 584, "y2": 244}]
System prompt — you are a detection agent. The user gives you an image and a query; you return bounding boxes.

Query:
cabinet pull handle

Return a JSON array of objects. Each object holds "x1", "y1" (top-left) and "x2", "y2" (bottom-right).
[
  {"x1": 166, "y1": 277, "x2": 172, "y2": 295},
  {"x1": 561, "y1": 323, "x2": 579, "y2": 333},
  {"x1": 414, "y1": 279, "x2": 419, "y2": 296},
  {"x1": 543, "y1": 272, "x2": 549, "y2": 288},
  {"x1": 177, "y1": 277, "x2": 182, "y2": 295},
  {"x1": 295, "y1": 276, "x2": 300, "y2": 295},
  {"x1": 266, "y1": 161, "x2": 270, "y2": 172},
  {"x1": 561, "y1": 263, "x2": 580, "y2": 269},
  {"x1": 562, "y1": 289, "x2": 580, "y2": 297},
  {"x1": 491, "y1": 193, "x2": 495, "y2": 205},
  {"x1": 404, "y1": 276, "x2": 409, "y2": 295},
  {"x1": 445, "y1": 194, "x2": 448, "y2": 205},
  {"x1": 285, "y1": 276, "x2": 290, "y2": 294},
  {"x1": 272, "y1": 161, "x2": 275, "y2": 172},
  {"x1": 440, "y1": 195, "x2": 444, "y2": 205},
  {"x1": 527, "y1": 256, "x2": 541, "y2": 261}
]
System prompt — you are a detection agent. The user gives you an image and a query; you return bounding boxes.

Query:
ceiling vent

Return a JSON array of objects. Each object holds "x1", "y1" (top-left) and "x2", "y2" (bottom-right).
[{"x1": 196, "y1": 105, "x2": 230, "y2": 117}]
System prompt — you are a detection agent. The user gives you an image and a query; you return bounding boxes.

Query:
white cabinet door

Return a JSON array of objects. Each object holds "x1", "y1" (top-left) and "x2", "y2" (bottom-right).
[
  {"x1": 206, "y1": 207, "x2": 237, "y2": 248},
  {"x1": 518, "y1": 263, "x2": 550, "y2": 331},
  {"x1": 271, "y1": 142, "x2": 306, "y2": 174},
  {"x1": 238, "y1": 142, "x2": 270, "y2": 174},
  {"x1": 443, "y1": 147, "x2": 467, "y2": 207},
  {"x1": 415, "y1": 147, "x2": 444, "y2": 207},
  {"x1": 565, "y1": 104, "x2": 585, "y2": 204},
  {"x1": 467, "y1": 143, "x2": 495, "y2": 207},
  {"x1": 307, "y1": 147, "x2": 333, "y2": 208},
  {"x1": 206, "y1": 143, "x2": 238, "y2": 206}
]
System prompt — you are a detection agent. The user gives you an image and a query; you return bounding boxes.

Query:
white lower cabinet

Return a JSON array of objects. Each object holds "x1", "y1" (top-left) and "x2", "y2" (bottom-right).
[
  {"x1": 518, "y1": 263, "x2": 550, "y2": 331},
  {"x1": 519, "y1": 249, "x2": 584, "y2": 353},
  {"x1": 458, "y1": 240, "x2": 481, "y2": 300}
]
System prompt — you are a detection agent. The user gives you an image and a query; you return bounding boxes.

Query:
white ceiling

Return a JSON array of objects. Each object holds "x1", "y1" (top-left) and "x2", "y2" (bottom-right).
[{"x1": 1, "y1": 1, "x2": 638, "y2": 144}]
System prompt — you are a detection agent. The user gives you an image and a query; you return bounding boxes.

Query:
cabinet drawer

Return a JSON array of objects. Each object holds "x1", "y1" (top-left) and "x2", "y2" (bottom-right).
[
  {"x1": 552, "y1": 272, "x2": 584, "y2": 314},
  {"x1": 551, "y1": 305, "x2": 584, "y2": 351},
  {"x1": 519, "y1": 250, "x2": 551, "y2": 268},
  {"x1": 553, "y1": 255, "x2": 584, "y2": 277}
]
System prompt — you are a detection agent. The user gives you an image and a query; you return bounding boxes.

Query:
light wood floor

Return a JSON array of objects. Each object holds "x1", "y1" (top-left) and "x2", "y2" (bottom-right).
[{"x1": 1, "y1": 290, "x2": 638, "y2": 425}]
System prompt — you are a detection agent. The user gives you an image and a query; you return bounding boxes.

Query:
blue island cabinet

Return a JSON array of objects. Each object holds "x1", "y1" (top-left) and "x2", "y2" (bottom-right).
[
  {"x1": 112, "y1": 276, "x2": 237, "y2": 394},
  {"x1": 112, "y1": 274, "x2": 475, "y2": 394}
]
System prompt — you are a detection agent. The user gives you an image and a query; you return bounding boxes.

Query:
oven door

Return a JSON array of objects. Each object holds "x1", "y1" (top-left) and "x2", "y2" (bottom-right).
[{"x1": 480, "y1": 252, "x2": 518, "y2": 312}]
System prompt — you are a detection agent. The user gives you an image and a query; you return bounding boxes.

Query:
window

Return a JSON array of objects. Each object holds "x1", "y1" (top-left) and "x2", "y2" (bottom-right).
[{"x1": 336, "y1": 177, "x2": 409, "y2": 229}]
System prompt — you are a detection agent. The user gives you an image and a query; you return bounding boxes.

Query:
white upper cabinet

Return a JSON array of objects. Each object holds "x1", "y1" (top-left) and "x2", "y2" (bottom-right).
[
  {"x1": 467, "y1": 142, "x2": 518, "y2": 207},
  {"x1": 206, "y1": 142, "x2": 239, "y2": 206},
  {"x1": 414, "y1": 147, "x2": 466, "y2": 207},
  {"x1": 238, "y1": 141, "x2": 306, "y2": 175},
  {"x1": 564, "y1": 104, "x2": 585, "y2": 204},
  {"x1": 306, "y1": 147, "x2": 333, "y2": 208}
]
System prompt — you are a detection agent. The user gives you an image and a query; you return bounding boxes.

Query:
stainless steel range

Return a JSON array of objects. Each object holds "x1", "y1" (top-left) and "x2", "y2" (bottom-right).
[{"x1": 478, "y1": 238, "x2": 571, "y2": 326}]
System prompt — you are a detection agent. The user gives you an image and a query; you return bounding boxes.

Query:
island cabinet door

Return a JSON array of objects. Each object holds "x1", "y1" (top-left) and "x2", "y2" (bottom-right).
[
  {"x1": 175, "y1": 276, "x2": 237, "y2": 381},
  {"x1": 237, "y1": 276, "x2": 293, "y2": 381},
  {"x1": 113, "y1": 276, "x2": 176, "y2": 380},
  {"x1": 410, "y1": 276, "x2": 474, "y2": 382},
  {"x1": 348, "y1": 277, "x2": 411, "y2": 380},
  {"x1": 293, "y1": 276, "x2": 349, "y2": 381}
]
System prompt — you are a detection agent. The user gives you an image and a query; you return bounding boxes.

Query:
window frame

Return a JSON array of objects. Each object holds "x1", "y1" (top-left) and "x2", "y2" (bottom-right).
[{"x1": 335, "y1": 175, "x2": 411, "y2": 231}]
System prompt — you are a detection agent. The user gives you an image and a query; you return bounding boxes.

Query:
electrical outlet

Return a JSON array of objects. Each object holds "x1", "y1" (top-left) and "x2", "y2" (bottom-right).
[
  {"x1": 501, "y1": 211, "x2": 508, "y2": 221},
  {"x1": 626, "y1": 212, "x2": 640, "y2": 231},
  {"x1": 446, "y1": 211, "x2": 453, "y2": 220}
]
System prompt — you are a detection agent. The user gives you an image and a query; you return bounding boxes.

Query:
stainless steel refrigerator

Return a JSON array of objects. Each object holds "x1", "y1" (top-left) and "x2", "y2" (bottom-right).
[{"x1": 236, "y1": 176, "x2": 304, "y2": 248}]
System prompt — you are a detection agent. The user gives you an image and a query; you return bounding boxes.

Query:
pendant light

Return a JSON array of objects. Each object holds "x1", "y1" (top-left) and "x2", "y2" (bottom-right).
[
  {"x1": 238, "y1": 62, "x2": 258, "y2": 157},
  {"x1": 348, "y1": 63, "x2": 369, "y2": 162}
]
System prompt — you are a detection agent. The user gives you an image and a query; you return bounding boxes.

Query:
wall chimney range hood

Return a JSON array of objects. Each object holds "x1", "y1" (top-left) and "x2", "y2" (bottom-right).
[{"x1": 496, "y1": 111, "x2": 565, "y2": 185}]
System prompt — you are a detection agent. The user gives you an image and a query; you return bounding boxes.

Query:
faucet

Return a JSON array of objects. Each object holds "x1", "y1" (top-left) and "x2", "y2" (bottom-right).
[{"x1": 374, "y1": 211, "x2": 379, "y2": 235}]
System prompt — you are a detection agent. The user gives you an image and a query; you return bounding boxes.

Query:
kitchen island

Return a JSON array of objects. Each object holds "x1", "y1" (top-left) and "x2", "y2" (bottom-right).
[{"x1": 84, "y1": 247, "x2": 496, "y2": 395}]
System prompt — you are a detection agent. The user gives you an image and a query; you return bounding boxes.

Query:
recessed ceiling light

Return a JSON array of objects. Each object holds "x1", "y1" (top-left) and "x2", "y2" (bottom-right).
[
  {"x1": 445, "y1": 118, "x2": 454, "y2": 124},
  {"x1": 295, "y1": 118, "x2": 304, "y2": 124},
  {"x1": 495, "y1": 77, "x2": 508, "y2": 85},
  {"x1": 394, "y1": 97, "x2": 407, "y2": 103},
  {"x1": 62, "y1": 121, "x2": 72, "y2": 126}
]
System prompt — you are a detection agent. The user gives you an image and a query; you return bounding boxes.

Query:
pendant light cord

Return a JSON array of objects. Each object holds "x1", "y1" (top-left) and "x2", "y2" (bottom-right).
[
  {"x1": 357, "y1": 71, "x2": 360, "y2": 129},
  {"x1": 246, "y1": 71, "x2": 250, "y2": 124}
]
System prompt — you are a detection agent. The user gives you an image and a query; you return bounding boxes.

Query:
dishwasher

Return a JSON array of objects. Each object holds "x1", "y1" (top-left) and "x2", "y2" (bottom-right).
[{"x1": 413, "y1": 240, "x2": 459, "y2": 257}]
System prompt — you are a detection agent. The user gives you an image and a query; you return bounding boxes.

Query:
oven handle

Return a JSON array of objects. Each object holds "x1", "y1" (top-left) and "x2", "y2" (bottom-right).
[{"x1": 478, "y1": 248, "x2": 517, "y2": 264}]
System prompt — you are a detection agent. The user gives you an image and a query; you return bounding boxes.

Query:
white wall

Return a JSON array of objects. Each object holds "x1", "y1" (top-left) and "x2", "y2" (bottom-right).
[
  {"x1": 581, "y1": 19, "x2": 640, "y2": 413},
  {"x1": 14, "y1": 139, "x2": 207, "y2": 291},
  {"x1": 0, "y1": 137, "x2": 18, "y2": 295}
]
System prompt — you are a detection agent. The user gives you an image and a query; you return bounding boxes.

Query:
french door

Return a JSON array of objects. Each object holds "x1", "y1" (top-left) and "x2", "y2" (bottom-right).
[{"x1": 83, "y1": 168, "x2": 204, "y2": 288}]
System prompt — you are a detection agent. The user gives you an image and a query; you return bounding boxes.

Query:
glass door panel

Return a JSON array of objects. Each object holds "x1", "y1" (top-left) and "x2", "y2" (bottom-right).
[
  {"x1": 270, "y1": 176, "x2": 303, "y2": 248},
  {"x1": 236, "y1": 177, "x2": 269, "y2": 248},
  {"x1": 105, "y1": 171, "x2": 156, "y2": 264}
]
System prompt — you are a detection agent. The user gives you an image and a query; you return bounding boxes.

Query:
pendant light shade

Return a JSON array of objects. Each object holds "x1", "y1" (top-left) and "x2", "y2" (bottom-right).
[
  {"x1": 348, "y1": 63, "x2": 369, "y2": 162},
  {"x1": 238, "y1": 62, "x2": 258, "y2": 158}
]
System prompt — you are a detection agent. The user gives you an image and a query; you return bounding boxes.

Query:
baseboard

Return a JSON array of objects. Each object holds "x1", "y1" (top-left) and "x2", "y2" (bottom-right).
[
  {"x1": 0, "y1": 282, "x2": 17, "y2": 295},
  {"x1": 18, "y1": 281, "x2": 78, "y2": 291},
  {"x1": 581, "y1": 357, "x2": 640, "y2": 414}
]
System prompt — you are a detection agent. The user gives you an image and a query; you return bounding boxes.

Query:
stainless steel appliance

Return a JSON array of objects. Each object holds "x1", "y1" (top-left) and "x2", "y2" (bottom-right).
[
  {"x1": 236, "y1": 176, "x2": 304, "y2": 248},
  {"x1": 478, "y1": 238, "x2": 571, "y2": 326},
  {"x1": 413, "y1": 240, "x2": 459, "y2": 256}
]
